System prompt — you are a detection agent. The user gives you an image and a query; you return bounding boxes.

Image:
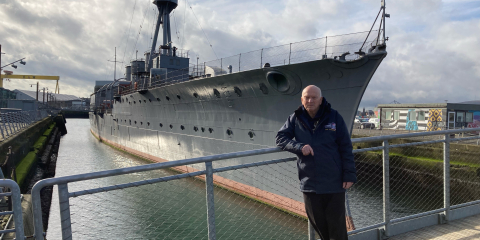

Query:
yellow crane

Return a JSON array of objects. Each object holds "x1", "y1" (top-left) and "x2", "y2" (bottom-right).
[{"x1": 0, "y1": 74, "x2": 60, "y2": 93}]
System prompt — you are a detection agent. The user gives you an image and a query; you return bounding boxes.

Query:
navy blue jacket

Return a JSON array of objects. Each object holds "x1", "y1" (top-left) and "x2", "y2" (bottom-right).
[{"x1": 275, "y1": 98, "x2": 357, "y2": 194}]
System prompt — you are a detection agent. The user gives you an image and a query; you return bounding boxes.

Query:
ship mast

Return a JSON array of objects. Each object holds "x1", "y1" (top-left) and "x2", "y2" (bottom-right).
[{"x1": 148, "y1": 0, "x2": 178, "y2": 70}]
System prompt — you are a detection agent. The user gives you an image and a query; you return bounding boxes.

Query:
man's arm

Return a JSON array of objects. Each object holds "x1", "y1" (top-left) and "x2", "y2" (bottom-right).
[
  {"x1": 275, "y1": 115, "x2": 305, "y2": 155},
  {"x1": 336, "y1": 112, "x2": 357, "y2": 183}
]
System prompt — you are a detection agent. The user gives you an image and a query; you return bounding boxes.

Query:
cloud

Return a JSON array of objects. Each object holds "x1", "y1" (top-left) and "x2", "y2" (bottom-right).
[{"x1": 0, "y1": 0, "x2": 479, "y2": 110}]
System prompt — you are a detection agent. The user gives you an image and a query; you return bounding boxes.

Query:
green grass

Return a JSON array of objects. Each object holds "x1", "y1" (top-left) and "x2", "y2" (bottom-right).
[{"x1": 15, "y1": 151, "x2": 37, "y2": 188}]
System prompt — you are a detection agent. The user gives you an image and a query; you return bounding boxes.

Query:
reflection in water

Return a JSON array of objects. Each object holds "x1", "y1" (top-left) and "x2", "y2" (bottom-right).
[{"x1": 47, "y1": 119, "x2": 308, "y2": 239}]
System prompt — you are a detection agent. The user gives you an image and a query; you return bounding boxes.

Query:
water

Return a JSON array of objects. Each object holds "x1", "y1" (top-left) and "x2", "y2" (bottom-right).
[
  {"x1": 47, "y1": 119, "x2": 309, "y2": 239},
  {"x1": 47, "y1": 119, "x2": 442, "y2": 239}
]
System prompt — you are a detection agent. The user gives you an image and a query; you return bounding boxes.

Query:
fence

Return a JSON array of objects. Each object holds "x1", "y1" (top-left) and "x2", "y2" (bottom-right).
[
  {"x1": 0, "y1": 110, "x2": 49, "y2": 141},
  {"x1": 30, "y1": 127, "x2": 480, "y2": 240},
  {"x1": 116, "y1": 30, "x2": 382, "y2": 93},
  {"x1": 0, "y1": 179, "x2": 25, "y2": 240}
]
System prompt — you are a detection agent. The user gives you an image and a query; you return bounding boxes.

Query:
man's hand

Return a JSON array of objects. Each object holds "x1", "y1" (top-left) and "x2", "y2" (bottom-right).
[
  {"x1": 343, "y1": 182, "x2": 353, "y2": 189},
  {"x1": 302, "y1": 145, "x2": 314, "y2": 156}
]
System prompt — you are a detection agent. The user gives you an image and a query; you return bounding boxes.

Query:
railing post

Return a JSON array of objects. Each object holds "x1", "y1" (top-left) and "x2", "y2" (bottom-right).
[
  {"x1": 289, "y1": 43, "x2": 292, "y2": 64},
  {"x1": 9, "y1": 180, "x2": 26, "y2": 240},
  {"x1": 220, "y1": 58, "x2": 222, "y2": 73},
  {"x1": 382, "y1": 140, "x2": 390, "y2": 238},
  {"x1": 239, "y1": 54, "x2": 241, "y2": 72},
  {"x1": 444, "y1": 133, "x2": 450, "y2": 222},
  {"x1": 308, "y1": 219, "x2": 316, "y2": 240},
  {"x1": 205, "y1": 161, "x2": 216, "y2": 240},
  {"x1": 260, "y1": 48, "x2": 263, "y2": 68},
  {"x1": 58, "y1": 183, "x2": 73, "y2": 240}
]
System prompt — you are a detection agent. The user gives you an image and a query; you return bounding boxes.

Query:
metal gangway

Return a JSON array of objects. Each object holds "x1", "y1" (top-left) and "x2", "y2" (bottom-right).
[{"x1": 3, "y1": 128, "x2": 480, "y2": 239}]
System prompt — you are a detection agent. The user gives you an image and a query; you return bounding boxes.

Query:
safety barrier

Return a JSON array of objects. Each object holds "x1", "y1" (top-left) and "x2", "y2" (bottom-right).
[
  {"x1": 30, "y1": 127, "x2": 480, "y2": 239},
  {"x1": 0, "y1": 179, "x2": 25, "y2": 240},
  {"x1": 0, "y1": 110, "x2": 49, "y2": 141}
]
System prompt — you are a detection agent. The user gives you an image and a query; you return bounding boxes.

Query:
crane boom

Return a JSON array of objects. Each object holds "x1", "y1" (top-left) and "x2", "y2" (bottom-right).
[{"x1": 0, "y1": 74, "x2": 60, "y2": 93}]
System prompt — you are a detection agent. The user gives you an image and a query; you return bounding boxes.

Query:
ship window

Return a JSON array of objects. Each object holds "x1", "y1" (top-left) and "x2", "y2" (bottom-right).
[
  {"x1": 147, "y1": 122, "x2": 150, "y2": 126},
  {"x1": 226, "y1": 129, "x2": 233, "y2": 136},
  {"x1": 194, "y1": 126, "x2": 198, "y2": 132},
  {"x1": 466, "y1": 112, "x2": 473, "y2": 122},
  {"x1": 141, "y1": 122, "x2": 143, "y2": 125},
  {"x1": 160, "y1": 123, "x2": 163, "y2": 127},
  {"x1": 157, "y1": 98, "x2": 160, "y2": 101},
  {"x1": 135, "y1": 121, "x2": 137, "y2": 124},
  {"x1": 181, "y1": 125, "x2": 185, "y2": 130},
  {"x1": 176, "y1": 60, "x2": 180, "y2": 66},
  {"x1": 169, "y1": 59, "x2": 174, "y2": 65},
  {"x1": 201, "y1": 127, "x2": 205, "y2": 132},
  {"x1": 418, "y1": 111, "x2": 425, "y2": 121},
  {"x1": 393, "y1": 111, "x2": 399, "y2": 120},
  {"x1": 209, "y1": 128, "x2": 214, "y2": 133},
  {"x1": 170, "y1": 124, "x2": 173, "y2": 129}
]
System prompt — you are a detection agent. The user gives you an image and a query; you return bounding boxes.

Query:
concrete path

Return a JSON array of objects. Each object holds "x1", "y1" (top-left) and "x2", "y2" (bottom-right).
[{"x1": 389, "y1": 214, "x2": 480, "y2": 240}]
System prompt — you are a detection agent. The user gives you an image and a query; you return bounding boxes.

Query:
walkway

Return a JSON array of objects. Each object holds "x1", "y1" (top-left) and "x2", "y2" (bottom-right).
[{"x1": 389, "y1": 214, "x2": 480, "y2": 240}]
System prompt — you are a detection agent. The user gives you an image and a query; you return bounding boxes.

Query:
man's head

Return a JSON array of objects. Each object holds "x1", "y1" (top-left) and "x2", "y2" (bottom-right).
[{"x1": 301, "y1": 85, "x2": 323, "y2": 116}]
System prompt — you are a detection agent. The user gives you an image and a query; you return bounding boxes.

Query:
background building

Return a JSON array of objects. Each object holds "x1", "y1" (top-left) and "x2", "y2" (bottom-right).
[{"x1": 377, "y1": 101, "x2": 480, "y2": 131}]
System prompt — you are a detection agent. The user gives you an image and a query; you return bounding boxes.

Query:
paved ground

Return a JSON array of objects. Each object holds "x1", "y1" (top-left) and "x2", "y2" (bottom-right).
[{"x1": 389, "y1": 214, "x2": 480, "y2": 240}]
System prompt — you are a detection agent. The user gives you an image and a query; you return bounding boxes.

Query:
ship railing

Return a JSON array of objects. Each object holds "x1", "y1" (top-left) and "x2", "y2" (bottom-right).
[
  {"x1": 0, "y1": 179, "x2": 26, "y2": 240},
  {"x1": 29, "y1": 127, "x2": 480, "y2": 240},
  {"x1": 120, "y1": 30, "x2": 383, "y2": 94},
  {"x1": 0, "y1": 110, "x2": 49, "y2": 141}
]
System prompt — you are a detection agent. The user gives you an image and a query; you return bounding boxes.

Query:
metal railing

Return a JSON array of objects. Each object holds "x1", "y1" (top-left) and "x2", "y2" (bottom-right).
[
  {"x1": 116, "y1": 30, "x2": 382, "y2": 95},
  {"x1": 0, "y1": 110, "x2": 49, "y2": 140},
  {"x1": 0, "y1": 179, "x2": 25, "y2": 240},
  {"x1": 30, "y1": 127, "x2": 480, "y2": 239}
]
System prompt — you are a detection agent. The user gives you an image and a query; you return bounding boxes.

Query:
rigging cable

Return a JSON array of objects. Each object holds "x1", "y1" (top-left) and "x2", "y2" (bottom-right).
[
  {"x1": 129, "y1": 0, "x2": 153, "y2": 61},
  {"x1": 185, "y1": 0, "x2": 218, "y2": 59},
  {"x1": 172, "y1": 10, "x2": 180, "y2": 43},
  {"x1": 120, "y1": 0, "x2": 138, "y2": 72},
  {"x1": 181, "y1": 0, "x2": 187, "y2": 50}
]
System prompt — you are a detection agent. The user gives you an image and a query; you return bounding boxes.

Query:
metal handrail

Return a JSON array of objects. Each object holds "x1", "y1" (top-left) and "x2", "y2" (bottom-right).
[
  {"x1": 30, "y1": 127, "x2": 480, "y2": 240},
  {"x1": 0, "y1": 180, "x2": 25, "y2": 240}
]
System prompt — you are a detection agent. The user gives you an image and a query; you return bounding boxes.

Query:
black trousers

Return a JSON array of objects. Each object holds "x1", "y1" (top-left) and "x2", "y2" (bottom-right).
[{"x1": 303, "y1": 192, "x2": 348, "y2": 240}]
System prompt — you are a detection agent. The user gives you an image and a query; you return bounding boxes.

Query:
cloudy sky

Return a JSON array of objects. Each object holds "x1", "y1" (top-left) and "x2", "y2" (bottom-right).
[{"x1": 1, "y1": 0, "x2": 479, "y2": 109}]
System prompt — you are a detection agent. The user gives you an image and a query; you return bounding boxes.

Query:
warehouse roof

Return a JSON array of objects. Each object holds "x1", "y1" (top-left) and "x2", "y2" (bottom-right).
[{"x1": 14, "y1": 89, "x2": 81, "y2": 102}]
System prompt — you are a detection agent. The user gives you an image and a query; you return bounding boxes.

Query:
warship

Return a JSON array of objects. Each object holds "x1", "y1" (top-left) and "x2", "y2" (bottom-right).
[{"x1": 90, "y1": 0, "x2": 388, "y2": 215}]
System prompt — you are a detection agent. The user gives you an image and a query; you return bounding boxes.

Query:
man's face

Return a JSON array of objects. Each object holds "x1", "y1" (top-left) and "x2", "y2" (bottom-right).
[{"x1": 301, "y1": 88, "x2": 323, "y2": 113}]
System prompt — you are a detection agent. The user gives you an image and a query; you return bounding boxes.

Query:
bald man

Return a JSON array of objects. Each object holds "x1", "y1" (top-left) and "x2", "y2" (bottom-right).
[{"x1": 276, "y1": 85, "x2": 356, "y2": 240}]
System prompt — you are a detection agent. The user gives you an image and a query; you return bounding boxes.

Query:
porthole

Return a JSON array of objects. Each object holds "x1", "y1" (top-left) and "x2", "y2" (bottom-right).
[
  {"x1": 144, "y1": 100, "x2": 146, "y2": 103},
  {"x1": 213, "y1": 89, "x2": 221, "y2": 98},
  {"x1": 248, "y1": 131, "x2": 255, "y2": 138},
  {"x1": 139, "y1": 101, "x2": 141, "y2": 104},
  {"x1": 193, "y1": 93, "x2": 199, "y2": 98},
  {"x1": 160, "y1": 123, "x2": 163, "y2": 127},
  {"x1": 180, "y1": 125, "x2": 185, "y2": 130},
  {"x1": 234, "y1": 87, "x2": 242, "y2": 97},
  {"x1": 239, "y1": 118, "x2": 242, "y2": 121},
  {"x1": 259, "y1": 83, "x2": 269, "y2": 95},
  {"x1": 226, "y1": 129, "x2": 233, "y2": 136},
  {"x1": 169, "y1": 124, "x2": 173, "y2": 129},
  {"x1": 194, "y1": 126, "x2": 199, "y2": 132},
  {"x1": 135, "y1": 121, "x2": 137, "y2": 124},
  {"x1": 177, "y1": 95, "x2": 181, "y2": 99},
  {"x1": 166, "y1": 96, "x2": 170, "y2": 101},
  {"x1": 140, "y1": 122, "x2": 143, "y2": 125},
  {"x1": 157, "y1": 98, "x2": 160, "y2": 101},
  {"x1": 209, "y1": 128, "x2": 214, "y2": 133},
  {"x1": 201, "y1": 127, "x2": 205, "y2": 132},
  {"x1": 134, "y1": 101, "x2": 136, "y2": 104},
  {"x1": 129, "y1": 120, "x2": 131, "y2": 125},
  {"x1": 147, "y1": 122, "x2": 150, "y2": 126},
  {"x1": 149, "y1": 99, "x2": 152, "y2": 102}
]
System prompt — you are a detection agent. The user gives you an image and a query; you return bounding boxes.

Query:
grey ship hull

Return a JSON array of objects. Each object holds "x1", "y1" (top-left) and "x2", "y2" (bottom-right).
[{"x1": 90, "y1": 50, "x2": 387, "y2": 215}]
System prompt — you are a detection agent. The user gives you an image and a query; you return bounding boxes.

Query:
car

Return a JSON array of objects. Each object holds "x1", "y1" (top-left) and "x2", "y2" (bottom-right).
[{"x1": 354, "y1": 118, "x2": 375, "y2": 129}]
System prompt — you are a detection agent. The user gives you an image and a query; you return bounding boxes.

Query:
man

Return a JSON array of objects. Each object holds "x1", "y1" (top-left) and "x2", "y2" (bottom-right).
[{"x1": 275, "y1": 85, "x2": 356, "y2": 240}]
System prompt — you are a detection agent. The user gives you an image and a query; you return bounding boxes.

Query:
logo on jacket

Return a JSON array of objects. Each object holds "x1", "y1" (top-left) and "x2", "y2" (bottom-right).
[{"x1": 325, "y1": 122, "x2": 336, "y2": 131}]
